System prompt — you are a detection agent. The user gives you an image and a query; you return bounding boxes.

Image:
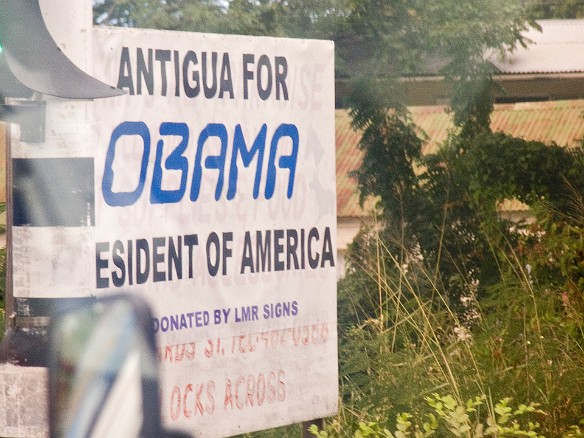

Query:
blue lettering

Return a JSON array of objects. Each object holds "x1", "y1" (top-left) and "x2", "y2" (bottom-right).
[
  {"x1": 191, "y1": 123, "x2": 228, "y2": 201},
  {"x1": 102, "y1": 121, "x2": 299, "y2": 206},
  {"x1": 151, "y1": 122, "x2": 189, "y2": 204},
  {"x1": 227, "y1": 124, "x2": 266, "y2": 200},
  {"x1": 102, "y1": 121, "x2": 151, "y2": 207},
  {"x1": 265, "y1": 124, "x2": 299, "y2": 199}
]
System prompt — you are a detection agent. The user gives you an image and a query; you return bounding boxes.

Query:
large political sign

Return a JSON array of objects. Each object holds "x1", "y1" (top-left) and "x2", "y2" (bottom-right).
[{"x1": 12, "y1": 27, "x2": 336, "y2": 436}]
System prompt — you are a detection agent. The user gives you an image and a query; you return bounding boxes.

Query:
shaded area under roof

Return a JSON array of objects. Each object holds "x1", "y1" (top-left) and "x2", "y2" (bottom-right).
[{"x1": 336, "y1": 99, "x2": 584, "y2": 218}]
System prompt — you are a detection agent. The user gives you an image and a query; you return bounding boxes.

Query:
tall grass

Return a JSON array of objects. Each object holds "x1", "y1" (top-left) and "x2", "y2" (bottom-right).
[{"x1": 331, "y1": 214, "x2": 584, "y2": 437}]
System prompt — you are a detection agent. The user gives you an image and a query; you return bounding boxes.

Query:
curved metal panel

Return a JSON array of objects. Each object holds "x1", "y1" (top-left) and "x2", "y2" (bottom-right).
[
  {"x1": 0, "y1": 0, "x2": 124, "y2": 99},
  {"x1": 0, "y1": 52, "x2": 34, "y2": 98}
]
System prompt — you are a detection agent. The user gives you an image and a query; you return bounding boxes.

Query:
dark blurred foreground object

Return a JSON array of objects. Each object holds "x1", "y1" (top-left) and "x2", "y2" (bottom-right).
[{"x1": 47, "y1": 294, "x2": 191, "y2": 438}]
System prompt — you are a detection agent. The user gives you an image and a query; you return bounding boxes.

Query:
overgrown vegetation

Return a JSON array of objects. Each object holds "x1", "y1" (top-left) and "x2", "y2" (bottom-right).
[
  {"x1": 315, "y1": 15, "x2": 584, "y2": 436},
  {"x1": 329, "y1": 193, "x2": 584, "y2": 436}
]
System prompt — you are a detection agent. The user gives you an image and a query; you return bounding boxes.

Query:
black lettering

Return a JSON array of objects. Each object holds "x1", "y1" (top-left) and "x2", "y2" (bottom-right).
[
  {"x1": 243, "y1": 54, "x2": 254, "y2": 99},
  {"x1": 152, "y1": 237, "x2": 166, "y2": 282},
  {"x1": 275, "y1": 56, "x2": 288, "y2": 100},
  {"x1": 241, "y1": 231, "x2": 254, "y2": 274},
  {"x1": 174, "y1": 50, "x2": 181, "y2": 97},
  {"x1": 308, "y1": 228, "x2": 319, "y2": 269},
  {"x1": 256, "y1": 230, "x2": 271, "y2": 272},
  {"x1": 321, "y1": 227, "x2": 335, "y2": 267},
  {"x1": 184, "y1": 234, "x2": 199, "y2": 279},
  {"x1": 117, "y1": 47, "x2": 134, "y2": 95},
  {"x1": 168, "y1": 236, "x2": 182, "y2": 281},
  {"x1": 207, "y1": 232, "x2": 220, "y2": 277},
  {"x1": 286, "y1": 229, "x2": 299, "y2": 270},
  {"x1": 274, "y1": 229, "x2": 284, "y2": 271},
  {"x1": 219, "y1": 53, "x2": 234, "y2": 99},
  {"x1": 257, "y1": 54, "x2": 272, "y2": 100},
  {"x1": 155, "y1": 49, "x2": 171, "y2": 96},
  {"x1": 202, "y1": 52, "x2": 218, "y2": 98},
  {"x1": 183, "y1": 51, "x2": 200, "y2": 98},
  {"x1": 222, "y1": 232, "x2": 233, "y2": 276},
  {"x1": 127, "y1": 239, "x2": 134, "y2": 285},
  {"x1": 137, "y1": 48, "x2": 153, "y2": 95},
  {"x1": 96, "y1": 242, "x2": 110, "y2": 289},
  {"x1": 112, "y1": 240, "x2": 126, "y2": 287},
  {"x1": 136, "y1": 238, "x2": 150, "y2": 284}
]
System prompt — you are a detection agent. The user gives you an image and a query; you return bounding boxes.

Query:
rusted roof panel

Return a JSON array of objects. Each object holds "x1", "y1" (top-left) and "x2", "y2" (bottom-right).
[
  {"x1": 336, "y1": 99, "x2": 584, "y2": 218},
  {"x1": 336, "y1": 111, "x2": 367, "y2": 217}
]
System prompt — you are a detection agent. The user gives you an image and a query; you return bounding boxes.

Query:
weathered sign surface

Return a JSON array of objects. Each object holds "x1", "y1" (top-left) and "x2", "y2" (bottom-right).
[{"x1": 13, "y1": 27, "x2": 337, "y2": 437}]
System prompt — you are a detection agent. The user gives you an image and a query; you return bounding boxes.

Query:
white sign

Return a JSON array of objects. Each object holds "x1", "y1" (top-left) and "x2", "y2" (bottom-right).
[
  {"x1": 92, "y1": 28, "x2": 336, "y2": 436},
  {"x1": 11, "y1": 26, "x2": 336, "y2": 436}
]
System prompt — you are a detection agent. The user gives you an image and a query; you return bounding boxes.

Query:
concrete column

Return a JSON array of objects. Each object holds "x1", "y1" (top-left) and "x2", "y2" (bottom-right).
[{"x1": 1, "y1": 1, "x2": 94, "y2": 437}]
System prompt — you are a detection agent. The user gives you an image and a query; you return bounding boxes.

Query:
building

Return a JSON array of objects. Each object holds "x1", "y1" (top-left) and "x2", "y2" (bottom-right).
[
  {"x1": 335, "y1": 99, "x2": 584, "y2": 275},
  {"x1": 336, "y1": 19, "x2": 584, "y2": 107}
]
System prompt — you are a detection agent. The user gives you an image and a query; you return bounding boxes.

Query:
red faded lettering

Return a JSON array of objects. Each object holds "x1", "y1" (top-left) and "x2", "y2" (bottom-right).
[
  {"x1": 278, "y1": 369, "x2": 286, "y2": 401},
  {"x1": 204, "y1": 338, "x2": 225, "y2": 358},
  {"x1": 183, "y1": 384, "x2": 193, "y2": 418},
  {"x1": 235, "y1": 376, "x2": 246, "y2": 409},
  {"x1": 206, "y1": 381, "x2": 216, "y2": 415},
  {"x1": 165, "y1": 345, "x2": 174, "y2": 362},
  {"x1": 224, "y1": 378, "x2": 234, "y2": 410},
  {"x1": 257, "y1": 373, "x2": 266, "y2": 406},
  {"x1": 302, "y1": 326, "x2": 310, "y2": 345},
  {"x1": 159, "y1": 342, "x2": 196, "y2": 363},
  {"x1": 194, "y1": 383, "x2": 206, "y2": 415},
  {"x1": 186, "y1": 342, "x2": 196, "y2": 359},
  {"x1": 204, "y1": 339, "x2": 213, "y2": 358},
  {"x1": 170, "y1": 386, "x2": 181, "y2": 421},
  {"x1": 246, "y1": 374, "x2": 256, "y2": 406},
  {"x1": 169, "y1": 381, "x2": 216, "y2": 420},
  {"x1": 164, "y1": 324, "x2": 331, "y2": 365},
  {"x1": 224, "y1": 369, "x2": 286, "y2": 411},
  {"x1": 267, "y1": 371, "x2": 276, "y2": 403}
]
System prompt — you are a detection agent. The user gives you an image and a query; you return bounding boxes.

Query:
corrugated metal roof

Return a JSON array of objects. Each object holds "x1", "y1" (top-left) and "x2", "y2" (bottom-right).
[
  {"x1": 491, "y1": 19, "x2": 584, "y2": 74},
  {"x1": 336, "y1": 99, "x2": 584, "y2": 217},
  {"x1": 336, "y1": 111, "x2": 367, "y2": 217}
]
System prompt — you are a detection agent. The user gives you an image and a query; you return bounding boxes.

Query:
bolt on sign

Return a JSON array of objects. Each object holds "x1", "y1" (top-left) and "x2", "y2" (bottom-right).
[{"x1": 13, "y1": 27, "x2": 337, "y2": 437}]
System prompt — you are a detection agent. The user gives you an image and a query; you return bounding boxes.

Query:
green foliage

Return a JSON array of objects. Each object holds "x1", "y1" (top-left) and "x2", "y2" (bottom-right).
[
  {"x1": 349, "y1": 111, "x2": 584, "y2": 309},
  {"x1": 310, "y1": 391, "x2": 556, "y2": 437},
  {"x1": 94, "y1": 0, "x2": 228, "y2": 32},
  {"x1": 224, "y1": 0, "x2": 351, "y2": 38},
  {"x1": 344, "y1": 1, "x2": 549, "y2": 311},
  {"x1": 346, "y1": 0, "x2": 533, "y2": 123},
  {"x1": 335, "y1": 197, "x2": 584, "y2": 436},
  {"x1": 348, "y1": 100, "x2": 423, "y2": 256},
  {"x1": 345, "y1": 395, "x2": 546, "y2": 438},
  {"x1": 526, "y1": 0, "x2": 584, "y2": 19},
  {"x1": 93, "y1": 0, "x2": 350, "y2": 38}
]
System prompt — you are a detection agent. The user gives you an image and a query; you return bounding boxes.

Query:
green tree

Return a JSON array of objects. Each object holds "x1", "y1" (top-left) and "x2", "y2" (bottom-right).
[
  {"x1": 346, "y1": 0, "x2": 533, "y2": 129},
  {"x1": 224, "y1": 0, "x2": 350, "y2": 38},
  {"x1": 94, "y1": 0, "x2": 228, "y2": 32},
  {"x1": 93, "y1": 0, "x2": 351, "y2": 38},
  {"x1": 343, "y1": 0, "x2": 541, "y2": 307},
  {"x1": 526, "y1": 0, "x2": 584, "y2": 18}
]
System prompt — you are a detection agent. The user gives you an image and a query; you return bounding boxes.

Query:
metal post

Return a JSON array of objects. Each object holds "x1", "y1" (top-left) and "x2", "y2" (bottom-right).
[{"x1": 4, "y1": 121, "x2": 12, "y2": 332}]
